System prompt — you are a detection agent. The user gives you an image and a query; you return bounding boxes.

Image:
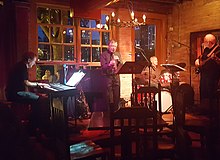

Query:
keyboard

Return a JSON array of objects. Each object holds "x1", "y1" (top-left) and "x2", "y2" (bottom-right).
[{"x1": 46, "y1": 83, "x2": 76, "y2": 91}]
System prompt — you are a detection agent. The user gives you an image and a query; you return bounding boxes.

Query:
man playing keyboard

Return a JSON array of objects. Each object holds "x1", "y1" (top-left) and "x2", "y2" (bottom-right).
[{"x1": 5, "y1": 51, "x2": 51, "y2": 137}]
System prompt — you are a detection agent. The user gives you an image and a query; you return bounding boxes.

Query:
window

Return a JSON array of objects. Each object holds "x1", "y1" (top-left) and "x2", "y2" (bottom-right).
[
  {"x1": 37, "y1": 7, "x2": 75, "y2": 62},
  {"x1": 36, "y1": 6, "x2": 111, "y2": 81},
  {"x1": 80, "y1": 14, "x2": 111, "y2": 63},
  {"x1": 135, "y1": 25, "x2": 156, "y2": 61}
]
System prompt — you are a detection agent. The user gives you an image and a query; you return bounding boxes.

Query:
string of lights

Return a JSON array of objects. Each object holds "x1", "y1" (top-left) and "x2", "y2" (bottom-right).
[{"x1": 105, "y1": 0, "x2": 146, "y2": 27}]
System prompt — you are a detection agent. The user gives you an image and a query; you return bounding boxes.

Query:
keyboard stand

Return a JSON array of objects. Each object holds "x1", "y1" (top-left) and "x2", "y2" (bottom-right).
[{"x1": 40, "y1": 87, "x2": 79, "y2": 160}]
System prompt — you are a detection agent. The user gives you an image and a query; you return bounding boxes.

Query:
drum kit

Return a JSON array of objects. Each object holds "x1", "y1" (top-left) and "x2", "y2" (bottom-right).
[{"x1": 134, "y1": 63, "x2": 186, "y2": 113}]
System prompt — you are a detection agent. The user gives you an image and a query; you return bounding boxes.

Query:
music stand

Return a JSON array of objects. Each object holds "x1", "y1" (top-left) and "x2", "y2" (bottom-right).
[
  {"x1": 116, "y1": 61, "x2": 145, "y2": 74},
  {"x1": 116, "y1": 61, "x2": 146, "y2": 105}
]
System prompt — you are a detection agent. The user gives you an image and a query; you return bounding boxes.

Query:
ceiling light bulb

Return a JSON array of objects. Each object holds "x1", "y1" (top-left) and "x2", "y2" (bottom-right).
[
  {"x1": 131, "y1": 11, "x2": 134, "y2": 20},
  {"x1": 106, "y1": 15, "x2": 109, "y2": 22},
  {"x1": 69, "y1": 8, "x2": 74, "y2": 18},
  {"x1": 143, "y1": 14, "x2": 146, "y2": 22},
  {"x1": 111, "y1": 12, "x2": 115, "y2": 18}
]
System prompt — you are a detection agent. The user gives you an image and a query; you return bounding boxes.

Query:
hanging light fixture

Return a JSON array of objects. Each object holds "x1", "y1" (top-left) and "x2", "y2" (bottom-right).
[{"x1": 105, "y1": 0, "x2": 146, "y2": 28}]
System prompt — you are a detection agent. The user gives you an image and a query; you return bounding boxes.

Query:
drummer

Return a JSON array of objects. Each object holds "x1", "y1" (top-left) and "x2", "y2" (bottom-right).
[{"x1": 135, "y1": 56, "x2": 161, "y2": 88}]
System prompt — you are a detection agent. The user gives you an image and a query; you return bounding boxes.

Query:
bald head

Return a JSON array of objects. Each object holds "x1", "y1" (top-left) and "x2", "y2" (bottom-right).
[
  {"x1": 150, "y1": 56, "x2": 158, "y2": 67},
  {"x1": 204, "y1": 34, "x2": 216, "y2": 49}
]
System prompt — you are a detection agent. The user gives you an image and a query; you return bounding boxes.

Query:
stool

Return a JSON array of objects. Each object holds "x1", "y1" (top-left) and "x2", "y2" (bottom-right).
[
  {"x1": 70, "y1": 140, "x2": 108, "y2": 160},
  {"x1": 0, "y1": 101, "x2": 31, "y2": 126}
]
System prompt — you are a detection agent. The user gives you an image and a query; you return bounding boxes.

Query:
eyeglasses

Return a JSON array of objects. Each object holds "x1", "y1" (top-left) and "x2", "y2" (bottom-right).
[
  {"x1": 109, "y1": 45, "x2": 117, "y2": 47},
  {"x1": 204, "y1": 41, "x2": 214, "y2": 45}
]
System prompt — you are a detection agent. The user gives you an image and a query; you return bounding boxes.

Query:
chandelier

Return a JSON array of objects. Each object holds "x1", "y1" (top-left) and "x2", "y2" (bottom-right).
[{"x1": 105, "y1": 0, "x2": 146, "y2": 28}]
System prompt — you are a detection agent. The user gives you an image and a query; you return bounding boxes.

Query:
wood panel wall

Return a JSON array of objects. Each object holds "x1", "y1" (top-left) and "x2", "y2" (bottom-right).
[{"x1": 167, "y1": 0, "x2": 220, "y2": 102}]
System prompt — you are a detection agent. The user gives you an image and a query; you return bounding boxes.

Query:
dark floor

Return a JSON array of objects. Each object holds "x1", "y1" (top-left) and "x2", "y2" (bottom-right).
[{"x1": 1, "y1": 112, "x2": 220, "y2": 160}]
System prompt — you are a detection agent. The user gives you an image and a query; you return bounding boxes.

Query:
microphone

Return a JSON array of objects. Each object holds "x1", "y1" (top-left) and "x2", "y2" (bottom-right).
[
  {"x1": 135, "y1": 46, "x2": 146, "y2": 59},
  {"x1": 135, "y1": 46, "x2": 142, "y2": 50},
  {"x1": 63, "y1": 64, "x2": 68, "y2": 84},
  {"x1": 135, "y1": 46, "x2": 146, "y2": 54}
]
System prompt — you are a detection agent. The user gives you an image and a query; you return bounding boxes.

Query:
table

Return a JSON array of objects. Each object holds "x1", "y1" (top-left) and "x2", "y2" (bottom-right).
[{"x1": 88, "y1": 111, "x2": 168, "y2": 130}]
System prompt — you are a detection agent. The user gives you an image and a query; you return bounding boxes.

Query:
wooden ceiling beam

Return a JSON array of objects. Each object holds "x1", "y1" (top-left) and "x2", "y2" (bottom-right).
[
  {"x1": 106, "y1": 1, "x2": 174, "y2": 14},
  {"x1": 148, "y1": 0, "x2": 179, "y2": 4},
  {"x1": 72, "y1": 0, "x2": 119, "y2": 10},
  {"x1": 71, "y1": 0, "x2": 191, "y2": 15}
]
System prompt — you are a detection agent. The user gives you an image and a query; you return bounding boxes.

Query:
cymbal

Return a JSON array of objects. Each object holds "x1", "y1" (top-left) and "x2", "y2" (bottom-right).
[{"x1": 160, "y1": 64, "x2": 186, "y2": 72}]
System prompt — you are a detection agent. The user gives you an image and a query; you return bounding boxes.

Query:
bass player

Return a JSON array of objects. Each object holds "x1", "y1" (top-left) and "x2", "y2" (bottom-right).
[{"x1": 195, "y1": 33, "x2": 220, "y2": 120}]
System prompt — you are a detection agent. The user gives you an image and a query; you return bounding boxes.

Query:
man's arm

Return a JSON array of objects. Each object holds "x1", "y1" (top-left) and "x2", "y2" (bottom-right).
[
  {"x1": 24, "y1": 80, "x2": 50, "y2": 88},
  {"x1": 100, "y1": 53, "x2": 115, "y2": 70},
  {"x1": 24, "y1": 80, "x2": 38, "y2": 87}
]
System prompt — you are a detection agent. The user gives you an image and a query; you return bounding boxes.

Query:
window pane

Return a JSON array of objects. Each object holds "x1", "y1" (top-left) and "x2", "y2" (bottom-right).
[
  {"x1": 135, "y1": 25, "x2": 156, "y2": 61},
  {"x1": 38, "y1": 25, "x2": 49, "y2": 42},
  {"x1": 101, "y1": 14, "x2": 109, "y2": 30},
  {"x1": 51, "y1": 45, "x2": 62, "y2": 60},
  {"x1": 81, "y1": 47, "x2": 91, "y2": 62},
  {"x1": 50, "y1": 9, "x2": 61, "y2": 24},
  {"x1": 81, "y1": 30, "x2": 90, "y2": 44},
  {"x1": 102, "y1": 32, "x2": 110, "y2": 45},
  {"x1": 92, "y1": 47, "x2": 101, "y2": 62},
  {"x1": 36, "y1": 65, "x2": 54, "y2": 81},
  {"x1": 36, "y1": 65, "x2": 63, "y2": 83},
  {"x1": 63, "y1": 28, "x2": 74, "y2": 43},
  {"x1": 38, "y1": 44, "x2": 50, "y2": 61},
  {"x1": 91, "y1": 20, "x2": 98, "y2": 28},
  {"x1": 80, "y1": 19, "x2": 90, "y2": 28},
  {"x1": 64, "y1": 46, "x2": 74, "y2": 61},
  {"x1": 37, "y1": 7, "x2": 49, "y2": 24},
  {"x1": 51, "y1": 26, "x2": 61, "y2": 43},
  {"x1": 62, "y1": 10, "x2": 73, "y2": 25},
  {"x1": 80, "y1": 19, "x2": 99, "y2": 28},
  {"x1": 92, "y1": 31, "x2": 100, "y2": 45},
  {"x1": 148, "y1": 25, "x2": 156, "y2": 51}
]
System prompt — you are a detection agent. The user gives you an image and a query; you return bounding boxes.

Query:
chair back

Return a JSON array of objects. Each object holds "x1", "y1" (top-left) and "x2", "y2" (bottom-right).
[
  {"x1": 173, "y1": 83, "x2": 194, "y2": 127},
  {"x1": 173, "y1": 84, "x2": 194, "y2": 159},
  {"x1": 110, "y1": 105, "x2": 158, "y2": 160},
  {"x1": 135, "y1": 86, "x2": 162, "y2": 113}
]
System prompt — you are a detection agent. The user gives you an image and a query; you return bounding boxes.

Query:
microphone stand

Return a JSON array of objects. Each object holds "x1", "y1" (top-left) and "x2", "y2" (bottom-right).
[
  {"x1": 171, "y1": 39, "x2": 197, "y2": 86},
  {"x1": 135, "y1": 46, "x2": 154, "y2": 87},
  {"x1": 172, "y1": 39, "x2": 191, "y2": 49},
  {"x1": 135, "y1": 47, "x2": 163, "y2": 114}
]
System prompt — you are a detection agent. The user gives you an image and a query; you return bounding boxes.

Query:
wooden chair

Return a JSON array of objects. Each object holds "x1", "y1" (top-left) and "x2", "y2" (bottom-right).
[
  {"x1": 173, "y1": 83, "x2": 211, "y2": 148},
  {"x1": 109, "y1": 106, "x2": 158, "y2": 160},
  {"x1": 134, "y1": 86, "x2": 176, "y2": 159},
  {"x1": 172, "y1": 83, "x2": 219, "y2": 160}
]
